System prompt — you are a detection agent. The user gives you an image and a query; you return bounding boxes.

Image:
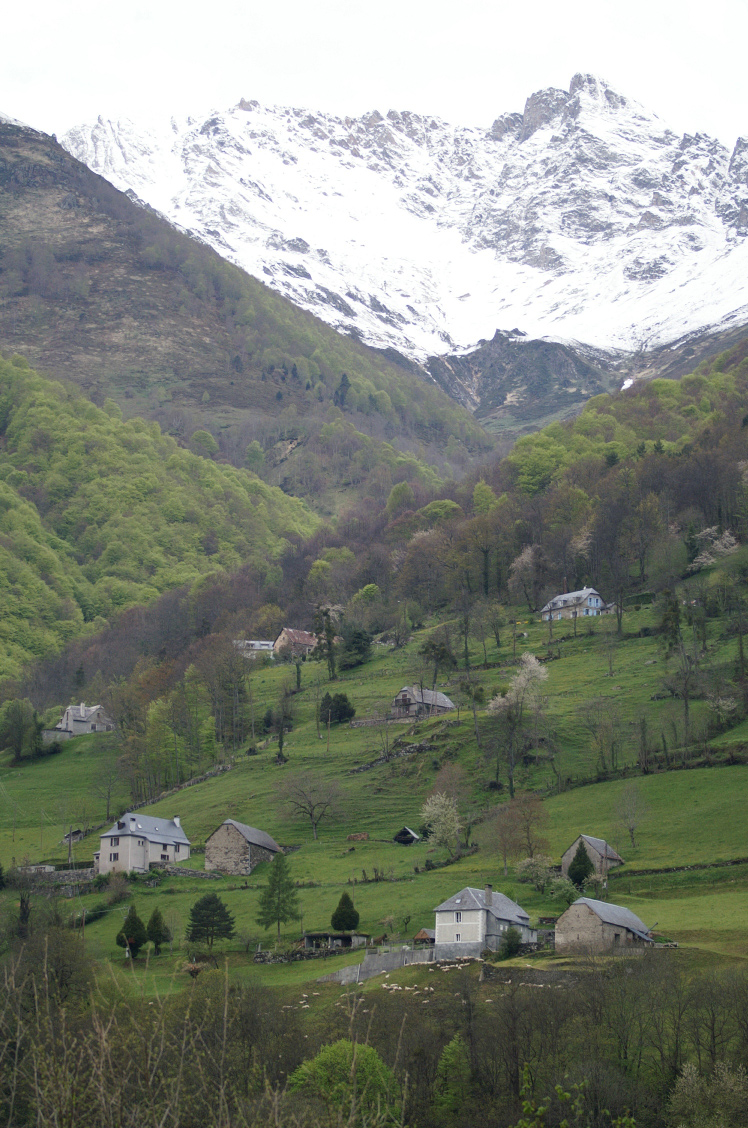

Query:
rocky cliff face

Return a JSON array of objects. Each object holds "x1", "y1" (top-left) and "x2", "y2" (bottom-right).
[{"x1": 62, "y1": 74, "x2": 748, "y2": 364}]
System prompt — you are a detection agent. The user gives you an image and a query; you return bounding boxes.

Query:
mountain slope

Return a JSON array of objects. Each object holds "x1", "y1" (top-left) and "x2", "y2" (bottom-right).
[
  {"x1": 0, "y1": 118, "x2": 490, "y2": 504},
  {"x1": 62, "y1": 74, "x2": 748, "y2": 361},
  {"x1": 0, "y1": 354, "x2": 316, "y2": 681}
]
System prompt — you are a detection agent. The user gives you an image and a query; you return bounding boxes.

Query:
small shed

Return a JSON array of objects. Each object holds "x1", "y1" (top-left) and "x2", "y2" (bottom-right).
[
  {"x1": 561, "y1": 834, "x2": 624, "y2": 878},
  {"x1": 205, "y1": 820, "x2": 281, "y2": 875},
  {"x1": 302, "y1": 931, "x2": 370, "y2": 950},
  {"x1": 413, "y1": 928, "x2": 435, "y2": 945},
  {"x1": 391, "y1": 686, "x2": 455, "y2": 718},
  {"x1": 393, "y1": 826, "x2": 421, "y2": 845}
]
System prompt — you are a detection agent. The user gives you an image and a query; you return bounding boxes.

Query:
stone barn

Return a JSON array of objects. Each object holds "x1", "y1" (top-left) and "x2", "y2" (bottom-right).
[
  {"x1": 561, "y1": 834, "x2": 624, "y2": 878},
  {"x1": 555, "y1": 897, "x2": 653, "y2": 954},
  {"x1": 204, "y1": 820, "x2": 281, "y2": 875}
]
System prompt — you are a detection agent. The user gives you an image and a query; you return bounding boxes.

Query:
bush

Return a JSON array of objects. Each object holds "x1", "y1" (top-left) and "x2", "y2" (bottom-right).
[
  {"x1": 515, "y1": 856, "x2": 554, "y2": 893},
  {"x1": 498, "y1": 926, "x2": 522, "y2": 959},
  {"x1": 319, "y1": 692, "x2": 356, "y2": 725}
]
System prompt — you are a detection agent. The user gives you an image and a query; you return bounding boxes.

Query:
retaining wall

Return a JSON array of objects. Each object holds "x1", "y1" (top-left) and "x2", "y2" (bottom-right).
[{"x1": 318, "y1": 942, "x2": 486, "y2": 984}]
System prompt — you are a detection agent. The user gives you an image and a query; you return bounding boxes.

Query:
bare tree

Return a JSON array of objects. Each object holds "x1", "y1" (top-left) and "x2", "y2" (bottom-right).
[
  {"x1": 512, "y1": 792, "x2": 549, "y2": 859},
  {"x1": 484, "y1": 802, "x2": 521, "y2": 876},
  {"x1": 279, "y1": 773, "x2": 342, "y2": 840},
  {"x1": 615, "y1": 782, "x2": 648, "y2": 849}
]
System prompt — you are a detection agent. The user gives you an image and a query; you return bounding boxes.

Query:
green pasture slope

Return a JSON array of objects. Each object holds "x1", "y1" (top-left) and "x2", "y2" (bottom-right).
[{"x1": 2, "y1": 598, "x2": 748, "y2": 979}]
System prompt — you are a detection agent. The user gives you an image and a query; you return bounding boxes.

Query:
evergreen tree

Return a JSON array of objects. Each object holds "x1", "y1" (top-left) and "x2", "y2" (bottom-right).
[
  {"x1": 433, "y1": 1033, "x2": 472, "y2": 1124},
  {"x1": 256, "y1": 852, "x2": 300, "y2": 941},
  {"x1": 116, "y1": 905, "x2": 148, "y2": 958},
  {"x1": 330, "y1": 891, "x2": 359, "y2": 932},
  {"x1": 568, "y1": 839, "x2": 595, "y2": 888},
  {"x1": 186, "y1": 892, "x2": 235, "y2": 950},
  {"x1": 146, "y1": 906, "x2": 172, "y2": 955}
]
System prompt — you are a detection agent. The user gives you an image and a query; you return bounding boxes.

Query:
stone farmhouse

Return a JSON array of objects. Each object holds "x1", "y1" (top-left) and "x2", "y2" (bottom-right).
[
  {"x1": 555, "y1": 897, "x2": 653, "y2": 953},
  {"x1": 204, "y1": 820, "x2": 281, "y2": 875},
  {"x1": 540, "y1": 587, "x2": 608, "y2": 622},
  {"x1": 561, "y1": 834, "x2": 624, "y2": 878},
  {"x1": 273, "y1": 628, "x2": 317, "y2": 657},
  {"x1": 95, "y1": 813, "x2": 190, "y2": 875},
  {"x1": 48, "y1": 702, "x2": 115, "y2": 741},
  {"x1": 391, "y1": 685, "x2": 455, "y2": 719},
  {"x1": 434, "y1": 884, "x2": 537, "y2": 953}
]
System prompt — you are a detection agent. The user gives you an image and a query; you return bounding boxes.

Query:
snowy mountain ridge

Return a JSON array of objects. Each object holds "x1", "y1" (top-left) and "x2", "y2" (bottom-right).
[{"x1": 62, "y1": 74, "x2": 748, "y2": 362}]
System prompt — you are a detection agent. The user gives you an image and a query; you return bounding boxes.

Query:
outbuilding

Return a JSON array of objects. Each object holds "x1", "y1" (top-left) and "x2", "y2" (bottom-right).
[
  {"x1": 391, "y1": 686, "x2": 455, "y2": 718},
  {"x1": 555, "y1": 897, "x2": 653, "y2": 953},
  {"x1": 204, "y1": 820, "x2": 281, "y2": 875},
  {"x1": 561, "y1": 834, "x2": 624, "y2": 878},
  {"x1": 393, "y1": 826, "x2": 421, "y2": 845}
]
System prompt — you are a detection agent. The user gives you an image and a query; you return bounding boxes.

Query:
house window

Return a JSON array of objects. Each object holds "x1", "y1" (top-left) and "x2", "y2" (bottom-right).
[
  {"x1": 137, "y1": 839, "x2": 144, "y2": 846},
  {"x1": 455, "y1": 933, "x2": 461, "y2": 942},
  {"x1": 111, "y1": 837, "x2": 119, "y2": 846},
  {"x1": 109, "y1": 852, "x2": 119, "y2": 862},
  {"x1": 161, "y1": 854, "x2": 169, "y2": 861},
  {"x1": 613, "y1": 933, "x2": 620, "y2": 944},
  {"x1": 455, "y1": 911, "x2": 462, "y2": 923},
  {"x1": 175, "y1": 844, "x2": 180, "y2": 853}
]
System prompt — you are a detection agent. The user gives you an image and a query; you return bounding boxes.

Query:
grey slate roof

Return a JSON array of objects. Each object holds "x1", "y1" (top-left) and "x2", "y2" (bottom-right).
[
  {"x1": 101, "y1": 813, "x2": 190, "y2": 846},
  {"x1": 221, "y1": 820, "x2": 280, "y2": 854},
  {"x1": 397, "y1": 686, "x2": 455, "y2": 709},
  {"x1": 434, "y1": 886, "x2": 530, "y2": 926},
  {"x1": 540, "y1": 587, "x2": 601, "y2": 614},
  {"x1": 579, "y1": 834, "x2": 624, "y2": 862},
  {"x1": 574, "y1": 898, "x2": 651, "y2": 941}
]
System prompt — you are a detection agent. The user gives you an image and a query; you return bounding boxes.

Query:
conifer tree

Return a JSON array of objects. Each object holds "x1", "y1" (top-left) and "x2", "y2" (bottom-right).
[
  {"x1": 186, "y1": 892, "x2": 235, "y2": 950},
  {"x1": 256, "y1": 852, "x2": 300, "y2": 941},
  {"x1": 116, "y1": 905, "x2": 148, "y2": 958},
  {"x1": 330, "y1": 891, "x2": 359, "y2": 932},
  {"x1": 568, "y1": 839, "x2": 595, "y2": 888},
  {"x1": 146, "y1": 907, "x2": 172, "y2": 955}
]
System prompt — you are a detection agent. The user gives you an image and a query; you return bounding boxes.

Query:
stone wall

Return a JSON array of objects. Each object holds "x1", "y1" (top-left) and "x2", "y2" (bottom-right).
[{"x1": 318, "y1": 943, "x2": 486, "y2": 984}]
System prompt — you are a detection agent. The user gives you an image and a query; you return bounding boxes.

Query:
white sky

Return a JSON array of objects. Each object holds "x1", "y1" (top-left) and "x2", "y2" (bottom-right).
[{"x1": 3, "y1": 0, "x2": 747, "y2": 146}]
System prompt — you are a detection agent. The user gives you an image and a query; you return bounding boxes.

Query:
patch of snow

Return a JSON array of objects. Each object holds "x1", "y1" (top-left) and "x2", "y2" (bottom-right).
[{"x1": 61, "y1": 76, "x2": 748, "y2": 361}]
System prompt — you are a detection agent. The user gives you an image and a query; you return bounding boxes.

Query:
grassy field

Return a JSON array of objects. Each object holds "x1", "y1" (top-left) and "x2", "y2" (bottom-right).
[{"x1": 2, "y1": 596, "x2": 747, "y2": 984}]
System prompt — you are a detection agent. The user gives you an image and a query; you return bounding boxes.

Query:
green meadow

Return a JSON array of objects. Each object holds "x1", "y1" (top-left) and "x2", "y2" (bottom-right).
[{"x1": 3, "y1": 597, "x2": 748, "y2": 985}]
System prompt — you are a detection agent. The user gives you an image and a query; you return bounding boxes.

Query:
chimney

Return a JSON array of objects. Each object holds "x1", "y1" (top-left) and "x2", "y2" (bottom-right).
[
  {"x1": 173, "y1": 816, "x2": 180, "y2": 828},
  {"x1": 485, "y1": 883, "x2": 493, "y2": 906}
]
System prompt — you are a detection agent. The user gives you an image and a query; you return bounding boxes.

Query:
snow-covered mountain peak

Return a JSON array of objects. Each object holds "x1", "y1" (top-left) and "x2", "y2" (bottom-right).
[{"x1": 62, "y1": 75, "x2": 748, "y2": 361}]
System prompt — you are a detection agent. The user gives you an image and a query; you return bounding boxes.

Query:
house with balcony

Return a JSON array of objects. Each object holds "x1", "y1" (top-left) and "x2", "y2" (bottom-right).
[{"x1": 540, "y1": 587, "x2": 608, "y2": 622}]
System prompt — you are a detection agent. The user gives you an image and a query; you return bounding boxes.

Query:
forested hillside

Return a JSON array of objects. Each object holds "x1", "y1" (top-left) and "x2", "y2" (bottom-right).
[
  {"x1": 0, "y1": 119, "x2": 491, "y2": 509},
  {"x1": 0, "y1": 354, "x2": 316, "y2": 680}
]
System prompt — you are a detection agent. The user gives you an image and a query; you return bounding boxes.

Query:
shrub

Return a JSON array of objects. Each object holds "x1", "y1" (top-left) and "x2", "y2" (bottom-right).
[{"x1": 498, "y1": 926, "x2": 522, "y2": 959}]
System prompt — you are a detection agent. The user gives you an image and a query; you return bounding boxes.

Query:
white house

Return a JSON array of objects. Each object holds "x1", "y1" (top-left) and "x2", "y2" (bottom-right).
[
  {"x1": 94, "y1": 813, "x2": 190, "y2": 875},
  {"x1": 56, "y1": 702, "x2": 115, "y2": 736},
  {"x1": 233, "y1": 640, "x2": 275, "y2": 659},
  {"x1": 540, "y1": 587, "x2": 607, "y2": 622},
  {"x1": 433, "y1": 885, "x2": 536, "y2": 948}
]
